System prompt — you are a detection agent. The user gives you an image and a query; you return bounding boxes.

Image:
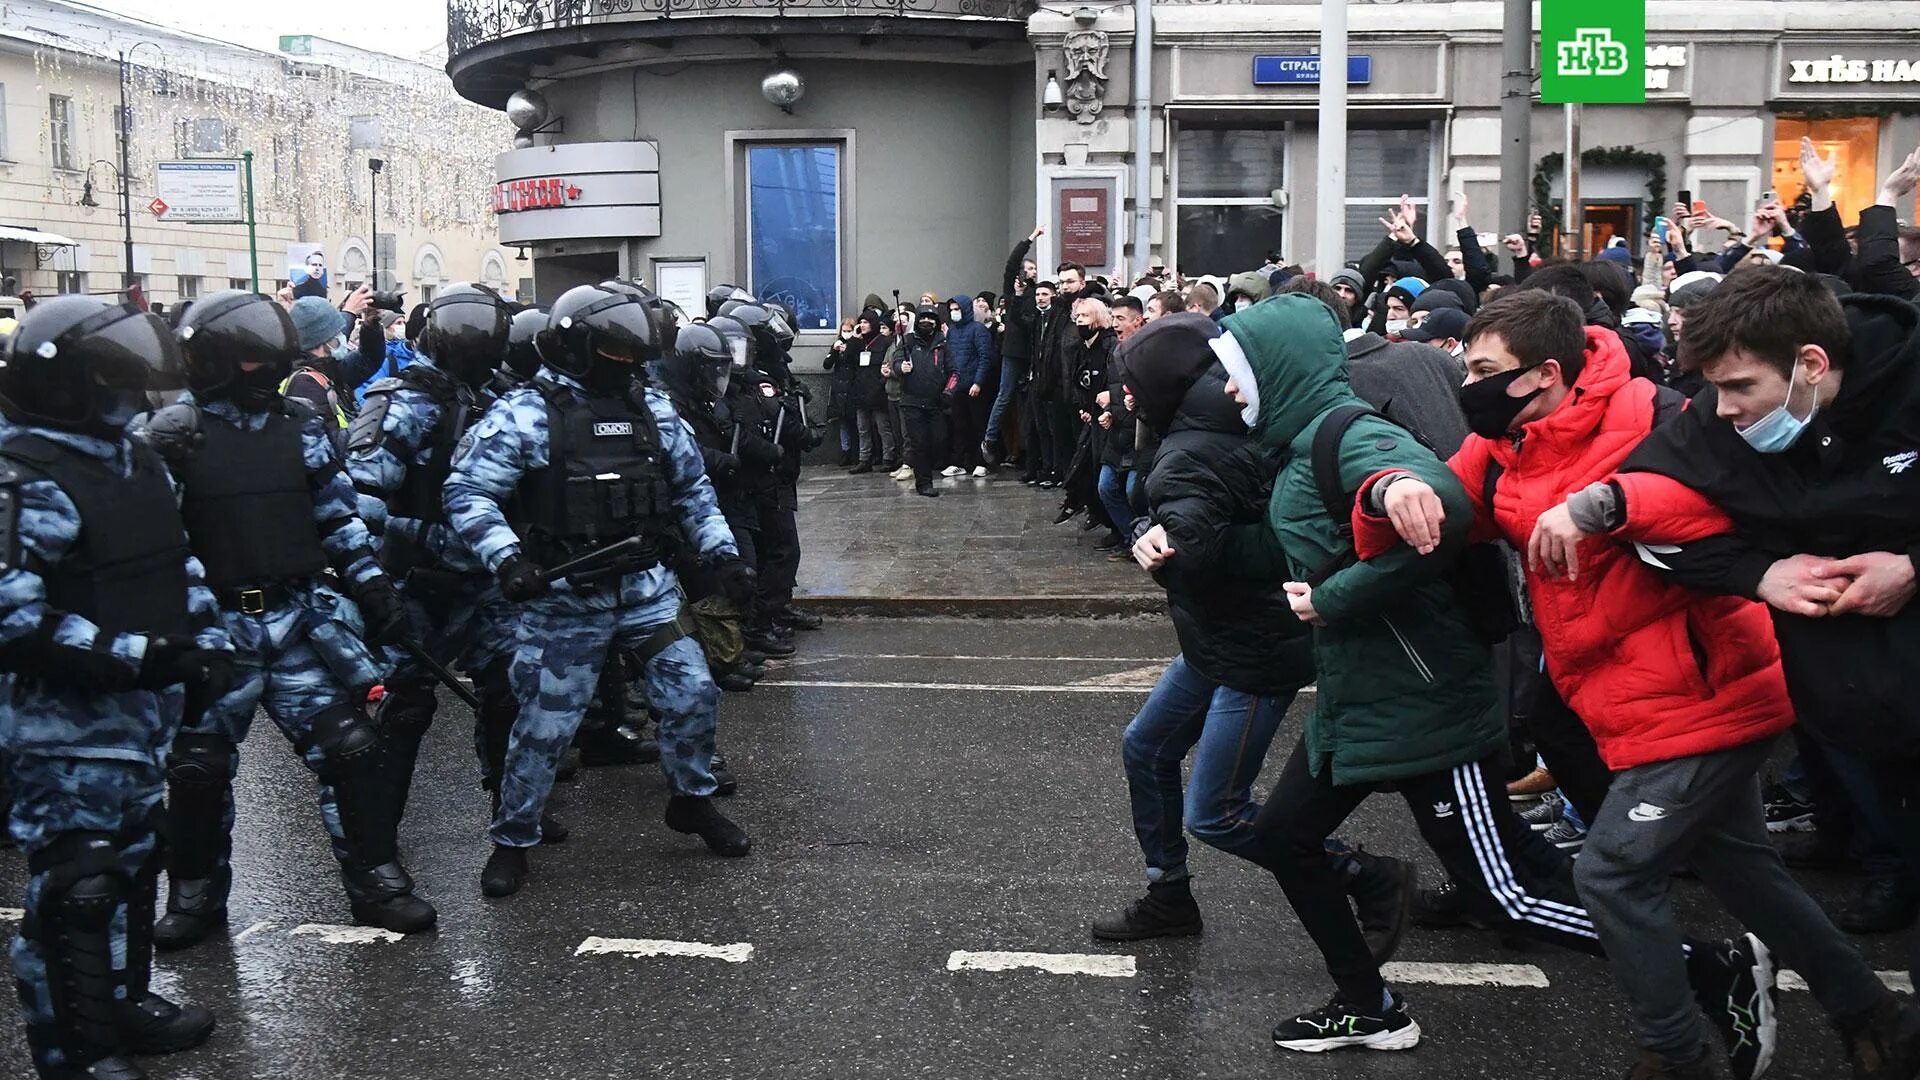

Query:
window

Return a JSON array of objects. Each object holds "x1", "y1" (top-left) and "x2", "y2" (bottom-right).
[
  {"x1": 177, "y1": 118, "x2": 229, "y2": 157},
  {"x1": 177, "y1": 275, "x2": 200, "y2": 300},
  {"x1": 417, "y1": 283, "x2": 435, "y2": 303},
  {"x1": 1174, "y1": 127, "x2": 1286, "y2": 276},
  {"x1": 228, "y1": 277, "x2": 251, "y2": 291},
  {"x1": 374, "y1": 233, "x2": 396, "y2": 290},
  {"x1": 518, "y1": 277, "x2": 535, "y2": 304},
  {"x1": 745, "y1": 144, "x2": 840, "y2": 331},
  {"x1": 48, "y1": 94, "x2": 74, "y2": 170},
  {"x1": 1775, "y1": 116, "x2": 1882, "y2": 218},
  {"x1": 1343, "y1": 127, "x2": 1435, "y2": 256},
  {"x1": 57, "y1": 271, "x2": 84, "y2": 294}
]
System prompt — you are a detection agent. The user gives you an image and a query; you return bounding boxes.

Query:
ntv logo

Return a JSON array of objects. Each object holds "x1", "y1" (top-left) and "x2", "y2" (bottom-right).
[{"x1": 1558, "y1": 28, "x2": 1632, "y2": 77}]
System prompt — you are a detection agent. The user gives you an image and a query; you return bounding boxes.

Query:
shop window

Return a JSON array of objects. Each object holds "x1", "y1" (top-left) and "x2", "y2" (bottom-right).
[
  {"x1": 1174, "y1": 127, "x2": 1285, "y2": 276},
  {"x1": 746, "y1": 144, "x2": 841, "y2": 331},
  {"x1": 57, "y1": 271, "x2": 85, "y2": 294},
  {"x1": 1343, "y1": 127, "x2": 1434, "y2": 257},
  {"x1": 229, "y1": 277, "x2": 251, "y2": 291},
  {"x1": 1774, "y1": 117, "x2": 1881, "y2": 217}
]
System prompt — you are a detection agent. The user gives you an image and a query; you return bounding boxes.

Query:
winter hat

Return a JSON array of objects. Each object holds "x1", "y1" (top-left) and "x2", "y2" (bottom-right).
[
  {"x1": 1630, "y1": 285, "x2": 1668, "y2": 317},
  {"x1": 1667, "y1": 275, "x2": 1722, "y2": 313},
  {"x1": 1597, "y1": 244, "x2": 1634, "y2": 269},
  {"x1": 1668, "y1": 270, "x2": 1723, "y2": 297},
  {"x1": 1410, "y1": 288, "x2": 1465, "y2": 314},
  {"x1": 1226, "y1": 271, "x2": 1272, "y2": 303},
  {"x1": 1119, "y1": 312, "x2": 1223, "y2": 435},
  {"x1": 1619, "y1": 309, "x2": 1668, "y2": 355},
  {"x1": 1388, "y1": 257, "x2": 1424, "y2": 283},
  {"x1": 1427, "y1": 278, "x2": 1480, "y2": 314},
  {"x1": 1400, "y1": 306, "x2": 1471, "y2": 345},
  {"x1": 1621, "y1": 307, "x2": 1664, "y2": 328},
  {"x1": 289, "y1": 296, "x2": 350, "y2": 353},
  {"x1": 1329, "y1": 267, "x2": 1367, "y2": 295},
  {"x1": 1385, "y1": 276, "x2": 1429, "y2": 311}
]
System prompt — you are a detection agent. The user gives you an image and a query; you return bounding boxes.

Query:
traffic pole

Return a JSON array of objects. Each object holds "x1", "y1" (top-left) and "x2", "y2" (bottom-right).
[
  {"x1": 1314, "y1": 0, "x2": 1347, "y2": 277},
  {"x1": 243, "y1": 149, "x2": 259, "y2": 294}
]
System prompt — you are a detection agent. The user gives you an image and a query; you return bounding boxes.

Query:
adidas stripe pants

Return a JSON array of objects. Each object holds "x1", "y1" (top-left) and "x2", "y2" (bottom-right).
[{"x1": 1254, "y1": 739, "x2": 1602, "y2": 1007}]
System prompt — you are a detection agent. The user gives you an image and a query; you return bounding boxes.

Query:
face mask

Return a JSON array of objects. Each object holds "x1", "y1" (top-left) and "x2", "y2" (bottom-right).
[
  {"x1": 1384, "y1": 319, "x2": 1410, "y2": 337},
  {"x1": 585, "y1": 357, "x2": 635, "y2": 396},
  {"x1": 1449, "y1": 341, "x2": 1466, "y2": 358},
  {"x1": 841, "y1": 332, "x2": 855, "y2": 341},
  {"x1": 1209, "y1": 333, "x2": 1260, "y2": 431},
  {"x1": 1234, "y1": 298, "x2": 1253, "y2": 313},
  {"x1": 1736, "y1": 362, "x2": 1817, "y2": 454},
  {"x1": 1458, "y1": 366, "x2": 1547, "y2": 439},
  {"x1": 1079, "y1": 323, "x2": 1101, "y2": 342},
  {"x1": 949, "y1": 310, "x2": 963, "y2": 323},
  {"x1": 916, "y1": 321, "x2": 936, "y2": 339},
  {"x1": 229, "y1": 365, "x2": 283, "y2": 412}
]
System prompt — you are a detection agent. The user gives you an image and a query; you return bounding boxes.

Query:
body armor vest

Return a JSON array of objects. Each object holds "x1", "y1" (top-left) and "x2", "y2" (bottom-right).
[
  {"x1": 0, "y1": 436, "x2": 193, "y2": 638},
  {"x1": 175, "y1": 408, "x2": 329, "y2": 590},
  {"x1": 377, "y1": 365, "x2": 476, "y2": 527},
  {"x1": 507, "y1": 379, "x2": 673, "y2": 572}
]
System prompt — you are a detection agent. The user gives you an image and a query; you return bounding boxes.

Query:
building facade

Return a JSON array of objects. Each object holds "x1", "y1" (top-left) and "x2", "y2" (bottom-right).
[{"x1": 0, "y1": 0, "x2": 514, "y2": 309}]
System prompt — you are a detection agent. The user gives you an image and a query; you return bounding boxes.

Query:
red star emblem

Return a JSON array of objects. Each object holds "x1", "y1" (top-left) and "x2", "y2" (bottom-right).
[{"x1": 565, "y1": 184, "x2": 582, "y2": 201}]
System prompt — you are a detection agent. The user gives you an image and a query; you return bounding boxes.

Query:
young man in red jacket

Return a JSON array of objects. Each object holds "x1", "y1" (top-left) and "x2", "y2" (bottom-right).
[{"x1": 1364, "y1": 289, "x2": 1903, "y2": 1080}]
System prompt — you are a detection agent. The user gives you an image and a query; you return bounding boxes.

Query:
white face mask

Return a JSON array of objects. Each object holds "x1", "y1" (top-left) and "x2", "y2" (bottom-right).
[
  {"x1": 1209, "y1": 332, "x2": 1260, "y2": 431},
  {"x1": 1449, "y1": 341, "x2": 1466, "y2": 358},
  {"x1": 1385, "y1": 319, "x2": 1410, "y2": 337},
  {"x1": 950, "y1": 310, "x2": 963, "y2": 323},
  {"x1": 1234, "y1": 297, "x2": 1254, "y2": 313}
]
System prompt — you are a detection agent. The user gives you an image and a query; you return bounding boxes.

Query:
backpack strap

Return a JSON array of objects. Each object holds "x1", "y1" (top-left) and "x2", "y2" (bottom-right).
[
  {"x1": 1650, "y1": 383, "x2": 1687, "y2": 428},
  {"x1": 1310, "y1": 403, "x2": 1386, "y2": 541}
]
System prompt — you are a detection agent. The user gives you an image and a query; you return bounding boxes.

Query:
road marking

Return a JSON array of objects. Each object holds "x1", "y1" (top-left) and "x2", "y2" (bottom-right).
[
  {"x1": 1068, "y1": 663, "x2": 1169, "y2": 688},
  {"x1": 759, "y1": 678, "x2": 1315, "y2": 695},
  {"x1": 234, "y1": 920, "x2": 275, "y2": 942},
  {"x1": 947, "y1": 950, "x2": 1137, "y2": 977},
  {"x1": 0, "y1": 908, "x2": 21, "y2": 922},
  {"x1": 575, "y1": 937, "x2": 754, "y2": 963},
  {"x1": 1778, "y1": 969, "x2": 1912, "y2": 994},
  {"x1": 813, "y1": 654, "x2": 1171, "y2": 663},
  {"x1": 1381, "y1": 962, "x2": 1551, "y2": 988},
  {"x1": 288, "y1": 924, "x2": 405, "y2": 945}
]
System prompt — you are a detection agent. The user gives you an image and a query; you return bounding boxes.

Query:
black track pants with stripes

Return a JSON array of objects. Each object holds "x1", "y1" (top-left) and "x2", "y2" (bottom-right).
[{"x1": 1254, "y1": 738, "x2": 1602, "y2": 1006}]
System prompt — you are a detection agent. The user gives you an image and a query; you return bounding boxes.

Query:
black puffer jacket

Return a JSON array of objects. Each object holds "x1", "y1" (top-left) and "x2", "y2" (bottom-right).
[{"x1": 1144, "y1": 364, "x2": 1315, "y2": 695}]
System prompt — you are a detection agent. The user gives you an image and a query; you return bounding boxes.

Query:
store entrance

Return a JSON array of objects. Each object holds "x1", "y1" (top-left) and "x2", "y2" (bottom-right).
[{"x1": 1774, "y1": 116, "x2": 1881, "y2": 215}]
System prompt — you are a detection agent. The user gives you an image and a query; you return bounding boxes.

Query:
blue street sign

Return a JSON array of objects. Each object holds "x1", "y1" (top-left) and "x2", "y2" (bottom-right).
[{"x1": 1252, "y1": 55, "x2": 1373, "y2": 86}]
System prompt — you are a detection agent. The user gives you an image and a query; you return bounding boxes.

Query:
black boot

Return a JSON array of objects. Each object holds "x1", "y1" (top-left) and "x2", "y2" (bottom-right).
[
  {"x1": 25, "y1": 1028, "x2": 146, "y2": 1080},
  {"x1": 554, "y1": 746, "x2": 583, "y2": 783},
  {"x1": 118, "y1": 845, "x2": 214, "y2": 1056},
  {"x1": 329, "y1": 725, "x2": 437, "y2": 935},
  {"x1": 153, "y1": 734, "x2": 235, "y2": 953},
  {"x1": 717, "y1": 671, "x2": 756, "y2": 693},
  {"x1": 745, "y1": 629, "x2": 796, "y2": 658},
  {"x1": 774, "y1": 604, "x2": 824, "y2": 632},
  {"x1": 1090, "y1": 877, "x2": 1204, "y2": 942},
  {"x1": 712, "y1": 754, "x2": 739, "y2": 798},
  {"x1": 342, "y1": 862, "x2": 438, "y2": 934},
  {"x1": 915, "y1": 480, "x2": 940, "y2": 498},
  {"x1": 1842, "y1": 995, "x2": 1920, "y2": 1079},
  {"x1": 1341, "y1": 849, "x2": 1416, "y2": 964},
  {"x1": 739, "y1": 648, "x2": 768, "y2": 667},
  {"x1": 664, "y1": 795, "x2": 751, "y2": 857},
  {"x1": 28, "y1": 833, "x2": 139, "y2": 1078},
  {"x1": 849, "y1": 461, "x2": 873, "y2": 475},
  {"x1": 481, "y1": 844, "x2": 530, "y2": 898}
]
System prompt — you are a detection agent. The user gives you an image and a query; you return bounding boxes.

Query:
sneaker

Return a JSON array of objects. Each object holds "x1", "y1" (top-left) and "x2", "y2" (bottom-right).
[
  {"x1": 980, "y1": 439, "x2": 1003, "y2": 467},
  {"x1": 1835, "y1": 876, "x2": 1920, "y2": 935},
  {"x1": 1840, "y1": 995, "x2": 1920, "y2": 1080},
  {"x1": 1623, "y1": 1046, "x2": 1720, "y2": 1079},
  {"x1": 1508, "y1": 765, "x2": 1557, "y2": 801},
  {"x1": 1762, "y1": 782, "x2": 1815, "y2": 834},
  {"x1": 1543, "y1": 816, "x2": 1588, "y2": 852},
  {"x1": 972, "y1": 465, "x2": 988, "y2": 478},
  {"x1": 1090, "y1": 878, "x2": 1203, "y2": 942},
  {"x1": 1687, "y1": 932, "x2": 1777, "y2": 1080},
  {"x1": 890, "y1": 466, "x2": 914, "y2": 481},
  {"x1": 1272, "y1": 991, "x2": 1421, "y2": 1053},
  {"x1": 1519, "y1": 791, "x2": 1568, "y2": 832},
  {"x1": 1410, "y1": 878, "x2": 1489, "y2": 930},
  {"x1": 848, "y1": 462, "x2": 873, "y2": 475},
  {"x1": 940, "y1": 465, "x2": 965, "y2": 477}
]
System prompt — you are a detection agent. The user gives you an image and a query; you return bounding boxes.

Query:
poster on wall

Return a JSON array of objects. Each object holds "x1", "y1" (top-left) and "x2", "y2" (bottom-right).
[
  {"x1": 1059, "y1": 187, "x2": 1110, "y2": 268},
  {"x1": 286, "y1": 242, "x2": 328, "y2": 299},
  {"x1": 652, "y1": 260, "x2": 707, "y2": 326}
]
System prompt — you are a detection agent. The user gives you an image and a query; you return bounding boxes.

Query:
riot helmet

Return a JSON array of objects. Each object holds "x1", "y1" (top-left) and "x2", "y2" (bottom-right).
[
  {"x1": 176, "y1": 289, "x2": 299, "y2": 411},
  {"x1": 418, "y1": 282, "x2": 510, "y2": 388},
  {"x1": 545, "y1": 284, "x2": 659, "y2": 396},
  {"x1": 705, "y1": 315, "x2": 755, "y2": 378},
  {"x1": 763, "y1": 302, "x2": 798, "y2": 350},
  {"x1": 504, "y1": 307, "x2": 548, "y2": 383},
  {"x1": 705, "y1": 284, "x2": 754, "y2": 319},
  {"x1": 670, "y1": 323, "x2": 733, "y2": 398},
  {"x1": 0, "y1": 295, "x2": 184, "y2": 439},
  {"x1": 725, "y1": 304, "x2": 785, "y2": 360}
]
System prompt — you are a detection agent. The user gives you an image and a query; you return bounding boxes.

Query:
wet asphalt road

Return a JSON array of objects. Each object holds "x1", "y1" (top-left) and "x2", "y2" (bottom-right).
[{"x1": 0, "y1": 616, "x2": 1905, "y2": 1079}]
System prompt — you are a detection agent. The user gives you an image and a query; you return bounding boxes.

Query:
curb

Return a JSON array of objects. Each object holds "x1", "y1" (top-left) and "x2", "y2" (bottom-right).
[{"x1": 791, "y1": 594, "x2": 1166, "y2": 618}]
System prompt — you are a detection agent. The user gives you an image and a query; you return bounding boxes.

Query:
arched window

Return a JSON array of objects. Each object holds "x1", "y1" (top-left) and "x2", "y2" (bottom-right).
[
  {"x1": 481, "y1": 251, "x2": 508, "y2": 289},
  {"x1": 339, "y1": 239, "x2": 370, "y2": 292}
]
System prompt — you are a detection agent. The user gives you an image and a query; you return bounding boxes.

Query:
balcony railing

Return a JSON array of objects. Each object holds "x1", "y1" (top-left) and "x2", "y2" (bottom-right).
[{"x1": 448, "y1": 0, "x2": 1037, "y2": 56}]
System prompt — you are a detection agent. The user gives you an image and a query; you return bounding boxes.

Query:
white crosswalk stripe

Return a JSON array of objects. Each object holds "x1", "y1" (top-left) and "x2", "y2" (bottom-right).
[
  {"x1": 575, "y1": 937, "x2": 754, "y2": 963},
  {"x1": 946, "y1": 950, "x2": 1137, "y2": 977}
]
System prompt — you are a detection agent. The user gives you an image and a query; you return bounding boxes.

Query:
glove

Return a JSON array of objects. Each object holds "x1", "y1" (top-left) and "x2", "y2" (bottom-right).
[
  {"x1": 351, "y1": 576, "x2": 412, "y2": 647},
  {"x1": 135, "y1": 636, "x2": 233, "y2": 691},
  {"x1": 713, "y1": 557, "x2": 758, "y2": 611},
  {"x1": 497, "y1": 553, "x2": 551, "y2": 602}
]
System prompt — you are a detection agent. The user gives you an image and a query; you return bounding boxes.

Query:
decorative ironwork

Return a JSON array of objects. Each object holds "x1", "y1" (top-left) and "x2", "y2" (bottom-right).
[{"x1": 449, "y1": 0, "x2": 1037, "y2": 56}]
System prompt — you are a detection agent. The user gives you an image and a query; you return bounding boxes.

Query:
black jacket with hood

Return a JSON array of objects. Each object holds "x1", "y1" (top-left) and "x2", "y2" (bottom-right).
[{"x1": 894, "y1": 308, "x2": 951, "y2": 408}]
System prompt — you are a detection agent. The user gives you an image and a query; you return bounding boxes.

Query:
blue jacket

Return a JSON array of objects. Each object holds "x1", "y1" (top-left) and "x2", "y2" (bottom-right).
[{"x1": 945, "y1": 295, "x2": 993, "y2": 389}]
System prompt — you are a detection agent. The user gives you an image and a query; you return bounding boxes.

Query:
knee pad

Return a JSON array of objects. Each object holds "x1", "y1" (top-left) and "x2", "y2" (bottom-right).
[
  {"x1": 166, "y1": 733, "x2": 234, "y2": 792},
  {"x1": 25, "y1": 832, "x2": 125, "y2": 940},
  {"x1": 304, "y1": 704, "x2": 380, "y2": 775}
]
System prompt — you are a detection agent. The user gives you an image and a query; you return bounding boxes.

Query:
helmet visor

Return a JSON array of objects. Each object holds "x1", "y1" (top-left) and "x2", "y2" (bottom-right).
[{"x1": 69, "y1": 306, "x2": 185, "y2": 393}]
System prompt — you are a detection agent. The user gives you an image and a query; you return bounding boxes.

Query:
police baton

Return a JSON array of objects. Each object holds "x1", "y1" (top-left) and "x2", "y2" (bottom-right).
[
  {"x1": 396, "y1": 638, "x2": 481, "y2": 710},
  {"x1": 538, "y1": 535, "x2": 649, "y2": 585}
]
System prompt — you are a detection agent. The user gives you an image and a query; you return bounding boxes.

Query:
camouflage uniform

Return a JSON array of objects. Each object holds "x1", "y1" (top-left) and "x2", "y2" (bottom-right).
[
  {"x1": 347, "y1": 357, "x2": 516, "y2": 796},
  {"x1": 444, "y1": 369, "x2": 737, "y2": 848},
  {"x1": 0, "y1": 418, "x2": 230, "y2": 1073}
]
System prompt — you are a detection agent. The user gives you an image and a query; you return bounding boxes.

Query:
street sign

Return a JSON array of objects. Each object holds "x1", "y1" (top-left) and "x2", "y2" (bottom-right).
[
  {"x1": 1252, "y1": 55, "x2": 1373, "y2": 86},
  {"x1": 153, "y1": 160, "x2": 245, "y2": 224},
  {"x1": 1540, "y1": 0, "x2": 1646, "y2": 104}
]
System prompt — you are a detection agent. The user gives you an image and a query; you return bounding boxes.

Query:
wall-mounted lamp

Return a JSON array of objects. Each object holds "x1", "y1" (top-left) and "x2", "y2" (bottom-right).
[
  {"x1": 1042, "y1": 69, "x2": 1064, "y2": 111},
  {"x1": 507, "y1": 87, "x2": 565, "y2": 149},
  {"x1": 762, "y1": 66, "x2": 805, "y2": 114}
]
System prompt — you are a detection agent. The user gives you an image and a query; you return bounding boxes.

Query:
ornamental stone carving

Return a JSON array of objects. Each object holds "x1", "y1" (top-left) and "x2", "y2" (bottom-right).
[{"x1": 1063, "y1": 28, "x2": 1110, "y2": 125}]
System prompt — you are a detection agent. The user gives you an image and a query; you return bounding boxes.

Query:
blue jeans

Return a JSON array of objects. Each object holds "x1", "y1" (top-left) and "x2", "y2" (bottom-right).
[
  {"x1": 984, "y1": 357, "x2": 1025, "y2": 443},
  {"x1": 1098, "y1": 464, "x2": 1137, "y2": 531},
  {"x1": 1122, "y1": 655, "x2": 1294, "y2": 882}
]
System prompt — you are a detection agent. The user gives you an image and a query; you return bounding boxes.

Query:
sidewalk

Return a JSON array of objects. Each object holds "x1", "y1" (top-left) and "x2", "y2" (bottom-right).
[{"x1": 790, "y1": 465, "x2": 1162, "y2": 615}]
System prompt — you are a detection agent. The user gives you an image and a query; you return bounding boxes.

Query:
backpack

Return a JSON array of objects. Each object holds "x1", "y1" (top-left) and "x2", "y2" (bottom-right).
[{"x1": 1310, "y1": 403, "x2": 1519, "y2": 645}]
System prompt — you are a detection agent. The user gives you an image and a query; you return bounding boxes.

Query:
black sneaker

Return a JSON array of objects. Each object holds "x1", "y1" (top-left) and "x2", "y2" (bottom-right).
[
  {"x1": 1835, "y1": 876, "x2": 1920, "y2": 935},
  {"x1": 1840, "y1": 995, "x2": 1920, "y2": 1080},
  {"x1": 1346, "y1": 852, "x2": 1416, "y2": 965},
  {"x1": 1410, "y1": 879, "x2": 1489, "y2": 930},
  {"x1": 1687, "y1": 932, "x2": 1777, "y2": 1080},
  {"x1": 1762, "y1": 782, "x2": 1815, "y2": 834},
  {"x1": 1090, "y1": 878, "x2": 1203, "y2": 942},
  {"x1": 481, "y1": 844, "x2": 530, "y2": 897},
  {"x1": 1272, "y1": 991, "x2": 1421, "y2": 1053},
  {"x1": 1519, "y1": 791, "x2": 1567, "y2": 832}
]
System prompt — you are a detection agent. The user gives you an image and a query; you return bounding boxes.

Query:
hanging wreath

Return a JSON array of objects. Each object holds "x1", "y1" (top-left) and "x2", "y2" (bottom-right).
[{"x1": 1531, "y1": 147, "x2": 1669, "y2": 245}]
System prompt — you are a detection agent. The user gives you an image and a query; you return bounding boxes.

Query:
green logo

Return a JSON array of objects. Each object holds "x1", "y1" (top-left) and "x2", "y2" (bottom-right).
[{"x1": 1540, "y1": 0, "x2": 1645, "y2": 104}]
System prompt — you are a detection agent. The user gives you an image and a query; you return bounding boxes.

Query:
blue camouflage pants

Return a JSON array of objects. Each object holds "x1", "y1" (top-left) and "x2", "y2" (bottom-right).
[
  {"x1": 493, "y1": 599, "x2": 720, "y2": 847},
  {"x1": 8, "y1": 753, "x2": 162, "y2": 1070},
  {"x1": 186, "y1": 587, "x2": 386, "y2": 869}
]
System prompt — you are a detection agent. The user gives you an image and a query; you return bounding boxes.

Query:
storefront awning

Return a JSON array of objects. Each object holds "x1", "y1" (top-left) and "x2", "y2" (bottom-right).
[{"x1": 0, "y1": 225, "x2": 79, "y2": 247}]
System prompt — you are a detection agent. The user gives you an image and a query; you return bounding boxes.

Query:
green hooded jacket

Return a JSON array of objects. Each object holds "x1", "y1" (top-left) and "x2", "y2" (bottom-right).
[{"x1": 1218, "y1": 294, "x2": 1503, "y2": 786}]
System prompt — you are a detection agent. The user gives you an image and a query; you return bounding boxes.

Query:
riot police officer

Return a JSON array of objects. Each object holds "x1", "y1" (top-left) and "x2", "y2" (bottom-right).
[
  {"x1": 347, "y1": 283, "x2": 534, "y2": 834},
  {"x1": 444, "y1": 284, "x2": 757, "y2": 898},
  {"x1": 494, "y1": 306, "x2": 547, "y2": 394},
  {"x1": 0, "y1": 297, "x2": 224, "y2": 1078},
  {"x1": 726, "y1": 305, "x2": 820, "y2": 646},
  {"x1": 137, "y1": 289, "x2": 435, "y2": 948},
  {"x1": 706, "y1": 315, "x2": 790, "y2": 658}
]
